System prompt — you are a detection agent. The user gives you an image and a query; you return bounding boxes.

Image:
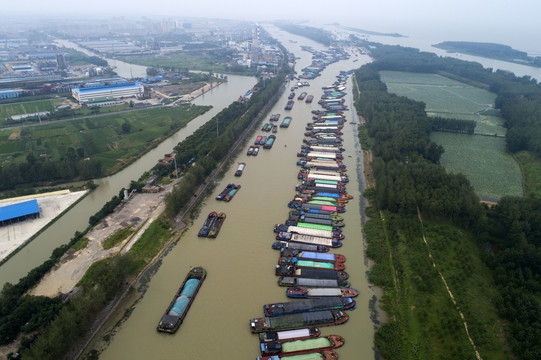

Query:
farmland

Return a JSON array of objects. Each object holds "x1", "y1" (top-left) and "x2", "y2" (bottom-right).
[
  {"x1": 380, "y1": 71, "x2": 505, "y2": 136},
  {"x1": 380, "y1": 71, "x2": 522, "y2": 199},
  {"x1": 430, "y1": 133, "x2": 522, "y2": 199},
  {"x1": 0, "y1": 104, "x2": 210, "y2": 175}
]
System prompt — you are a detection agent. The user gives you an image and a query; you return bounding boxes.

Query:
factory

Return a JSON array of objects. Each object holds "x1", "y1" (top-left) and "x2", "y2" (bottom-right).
[{"x1": 71, "y1": 82, "x2": 145, "y2": 104}]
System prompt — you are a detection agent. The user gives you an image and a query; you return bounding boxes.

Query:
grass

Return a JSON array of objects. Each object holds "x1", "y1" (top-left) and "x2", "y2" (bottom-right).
[
  {"x1": 0, "y1": 104, "x2": 210, "y2": 174},
  {"x1": 119, "y1": 53, "x2": 230, "y2": 73},
  {"x1": 431, "y1": 132, "x2": 522, "y2": 198},
  {"x1": 367, "y1": 204, "x2": 510, "y2": 360},
  {"x1": 71, "y1": 237, "x2": 90, "y2": 251},
  {"x1": 102, "y1": 227, "x2": 133, "y2": 250},
  {"x1": 128, "y1": 216, "x2": 172, "y2": 272},
  {"x1": 381, "y1": 70, "x2": 522, "y2": 199},
  {"x1": 514, "y1": 151, "x2": 541, "y2": 198}
]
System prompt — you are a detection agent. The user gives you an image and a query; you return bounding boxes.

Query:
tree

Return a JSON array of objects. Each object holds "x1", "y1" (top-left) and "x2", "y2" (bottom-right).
[{"x1": 146, "y1": 67, "x2": 158, "y2": 77}]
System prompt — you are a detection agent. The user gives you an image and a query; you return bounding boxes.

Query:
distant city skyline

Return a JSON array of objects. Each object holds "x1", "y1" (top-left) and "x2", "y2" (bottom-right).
[{"x1": 3, "y1": 0, "x2": 541, "y2": 54}]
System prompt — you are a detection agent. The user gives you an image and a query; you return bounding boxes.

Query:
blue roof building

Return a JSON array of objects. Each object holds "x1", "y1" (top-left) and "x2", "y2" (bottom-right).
[{"x1": 0, "y1": 199, "x2": 40, "y2": 227}]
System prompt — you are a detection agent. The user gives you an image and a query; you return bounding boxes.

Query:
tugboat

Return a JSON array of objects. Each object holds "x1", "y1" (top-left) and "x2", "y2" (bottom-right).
[
  {"x1": 198, "y1": 212, "x2": 217, "y2": 237},
  {"x1": 157, "y1": 267, "x2": 206, "y2": 333}
]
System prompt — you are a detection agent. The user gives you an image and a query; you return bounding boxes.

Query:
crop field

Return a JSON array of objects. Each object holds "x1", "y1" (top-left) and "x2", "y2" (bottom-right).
[
  {"x1": 0, "y1": 105, "x2": 210, "y2": 174},
  {"x1": 120, "y1": 53, "x2": 228, "y2": 73},
  {"x1": 381, "y1": 71, "x2": 521, "y2": 199},
  {"x1": 431, "y1": 132, "x2": 522, "y2": 198},
  {"x1": 380, "y1": 71, "x2": 502, "y2": 136}
]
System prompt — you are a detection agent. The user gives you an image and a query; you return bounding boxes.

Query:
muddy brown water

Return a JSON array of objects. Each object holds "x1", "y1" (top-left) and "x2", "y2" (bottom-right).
[{"x1": 99, "y1": 27, "x2": 376, "y2": 360}]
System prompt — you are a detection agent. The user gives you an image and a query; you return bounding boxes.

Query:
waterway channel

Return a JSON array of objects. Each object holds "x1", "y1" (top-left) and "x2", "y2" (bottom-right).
[
  {"x1": 0, "y1": 72, "x2": 257, "y2": 287},
  {"x1": 97, "y1": 26, "x2": 376, "y2": 359}
]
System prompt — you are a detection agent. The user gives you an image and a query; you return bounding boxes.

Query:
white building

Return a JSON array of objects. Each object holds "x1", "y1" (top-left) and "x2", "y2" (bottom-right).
[{"x1": 72, "y1": 82, "x2": 144, "y2": 104}]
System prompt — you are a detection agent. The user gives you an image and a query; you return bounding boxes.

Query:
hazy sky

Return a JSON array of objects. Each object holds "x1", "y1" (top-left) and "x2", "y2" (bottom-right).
[{"x1": 4, "y1": 0, "x2": 541, "y2": 51}]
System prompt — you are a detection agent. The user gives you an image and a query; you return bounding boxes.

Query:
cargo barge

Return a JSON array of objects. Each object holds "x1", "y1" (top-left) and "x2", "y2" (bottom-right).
[
  {"x1": 257, "y1": 350, "x2": 338, "y2": 360},
  {"x1": 235, "y1": 162, "x2": 246, "y2": 176},
  {"x1": 259, "y1": 328, "x2": 320, "y2": 343},
  {"x1": 279, "y1": 276, "x2": 350, "y2": 288},
  {"x1": 250, "y1": 310, "x2": 348, "y2": 332},
  {"x1": 157, "y1": 267, "x2": 206, "y2": 333},
  {"x1": 287, "y1": 287, "x2": 359, "y2": 299},
  {"x1": 197, "y1": 212, "x2": 217, "y2": 237},
  {"x1": 207, "y1": 212, "x2": 226, "y2": 238},
  {"x1": 260, "y1": 335, "x2": 344, "y2": 357},
  {"x1": 264, "y1": 298, "x2": 354, "y2": 316},
  {"x1": 280, "y1": 117, "x2": 292, "y2": 128}
]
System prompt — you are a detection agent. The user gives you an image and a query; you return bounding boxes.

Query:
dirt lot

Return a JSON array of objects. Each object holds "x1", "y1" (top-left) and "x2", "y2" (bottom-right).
[{"x1": 31, "y1": 183, "x2": 174, "y2": 298}]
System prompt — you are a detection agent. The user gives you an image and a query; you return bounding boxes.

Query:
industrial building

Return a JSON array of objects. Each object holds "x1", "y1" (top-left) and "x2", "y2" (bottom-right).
[
  {"x1": 0, "y1": 89, "x2": 24, "y2": 100},
  {"x1": 71, "y1": 82, "x2": 144, "y2": 104},
  {"x1": 0, "y1": 199, "x2": 40, "y2": 227}
]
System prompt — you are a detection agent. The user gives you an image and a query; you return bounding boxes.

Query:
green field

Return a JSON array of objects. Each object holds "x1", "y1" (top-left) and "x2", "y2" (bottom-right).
[
  {"x1": 431, "y1": 133, "x2": 522, "y2": 198},
  {"x1": 380, "y1": 71, "x2": 503, "y2": 136},
  {"x1": 0, "y1": 105, "x2": 210, "y2": 175},
  {"x1": 120, "y1": 53, "x2": 229, "y2": 73},
  {"x1": 0, "y1": 99, "x2": 65, "y2": 120},
  {"x1": 381, "y1": 71, "x2": 521, "y2": 199}
]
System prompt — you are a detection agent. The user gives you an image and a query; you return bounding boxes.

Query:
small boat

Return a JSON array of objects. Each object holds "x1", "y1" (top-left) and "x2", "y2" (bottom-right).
[
  {"x1": 247, "y1": 146, "x2": 255, "y2": 156},
  {"x1": 287, "y1": 286, "x2": 359, "y2": 298},
  {"x1": 224, "y1": 184, "x2": 241, "y2": 202},
  {"x1": 157, "y1": 267, "x2": 206, "y2": 333},
  {"x1": 305, "y1": 95, "x2": 314, "y2": 103},
  {"x1": 272, "y1": 125, "x2": 278, "y2": 133},
  {"x1": 278, "y1": 258, "x2": 345, "y2": 271},
  {"x1": 270, "y1": 114, "x2": 281, "y2": 122},
  {"x1": 198, "y1": 212, "x2": 217, "y2": 237},
  {"x1": 280, "y1": 117, "x2": 292, "y2": 128},
  {"x1": 255, "y1": 136, "x2": 263, "y2": 145},
  {"x1": 253, "y1": 146, "x2": 260, "y2": 156},
  {"x1": 288, "y1": 92, "x2": 295, "y2": 99},
  {"x1": 234, "y1": 162, "x2": 246, "y2": 176},
  {"x1": 216, "y1": 184, "x2": 235, "y2": 200},
  {"x1": 259, "y1": 328, "x2": 320, "y2": 343},
  {"x1": 264, "y1": 135, "x2": 276, "y2": 149},
  {"x1": 207, "y1": 212, "x2": 226, "y2": 238},
  {"x1": 272, "y1": 241, "x2": 329, "y2": 253},
  {"x1": 250, "y1": 310, "x2": 348, "y2": 332},
  {"x1": 279, "y1": 276, "x2": 350, "y2": 288},
  {"x1": 257, "y1": 350, "x2": 338, "y2": 360},
  {"x1": 285, "y1": 100, "x2": 294, "y2": 110},
  {"x1": 264, "y1": 298, "x2": 355, "y2": 316},
  {"x1": 275, "y1": 265, "x2": 349, "y2": 281},
  {"x1": 297, "y1": 92, "x2": 307, "y2": 100},
  {"x1": 260, "y1": 335, "x2": 344, "y2": 357}
]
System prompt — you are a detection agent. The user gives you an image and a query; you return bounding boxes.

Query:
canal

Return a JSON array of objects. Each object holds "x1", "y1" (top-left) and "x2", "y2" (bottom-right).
[
  {"x1": 97, "y1": 26, "x2": 376, "y2": 359},
  {"x1": 0, "y1": 72, "x2": 257, "y2": 287}
]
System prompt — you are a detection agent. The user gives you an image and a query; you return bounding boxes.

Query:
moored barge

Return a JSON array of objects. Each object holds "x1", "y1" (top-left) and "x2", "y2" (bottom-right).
[
  {"x1": 264, "y1": 298, "x2": 355, "y2": 316},
  {"x1": 250, "y1": 310, "x2": 348, "y2": 332},
  {"x1": 257, "y1": 349, "x2": 338, "y2": 360},
  {"x1": 260, "y1": 336, "x2": 344, "y2": 357},
  {"x1": 287, "y1": 287, "x2": 359, "y2": 299}
]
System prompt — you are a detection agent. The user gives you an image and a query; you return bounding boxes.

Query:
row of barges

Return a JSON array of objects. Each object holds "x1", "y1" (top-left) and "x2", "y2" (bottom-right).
[{"x1": 249, "y1": 68, "x2": 356, "y2": 359}]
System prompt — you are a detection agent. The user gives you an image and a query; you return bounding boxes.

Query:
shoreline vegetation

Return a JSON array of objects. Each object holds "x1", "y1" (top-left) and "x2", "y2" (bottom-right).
[
  {"x1": 341, "y1": 26, "x2": 405, "y2": 38},
  {"x1": 353, "y1": 38, "x2": 541, "y2": 360},
  {"x1": 0, "y1": 50, "x2": 291, "y2": 359},
  {"x1": 433, "y1": 41, "x2": 541, "y2": 68}
]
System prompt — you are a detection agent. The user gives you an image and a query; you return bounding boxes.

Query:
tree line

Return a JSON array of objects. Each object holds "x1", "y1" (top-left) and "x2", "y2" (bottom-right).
[{"x1": 354, "y1": 40, "x2": 541, "y2": 359}]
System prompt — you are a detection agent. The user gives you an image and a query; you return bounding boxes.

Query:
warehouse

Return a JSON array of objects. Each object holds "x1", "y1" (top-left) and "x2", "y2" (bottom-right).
[
  {"x1": 0, "y1": 199, "x2": 40, "y2": 227},
  {"x1": 71, "y1": 82, "x2": 144, "y2": 104}
]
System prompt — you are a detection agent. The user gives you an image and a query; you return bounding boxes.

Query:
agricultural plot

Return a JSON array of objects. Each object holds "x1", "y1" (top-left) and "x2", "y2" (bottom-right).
[
  {"x1": 380, "y1": 71, "x2": 502, "y2": 136},
  {"x1": 431, "y1": 133, "x2": 522, "y2": 199},
  {"x1": 381, "y1": 71, "x2": 521, "y2": 199},
  {"x1": 0, "y1": 105, "x2": 209, "y2": 175}
]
